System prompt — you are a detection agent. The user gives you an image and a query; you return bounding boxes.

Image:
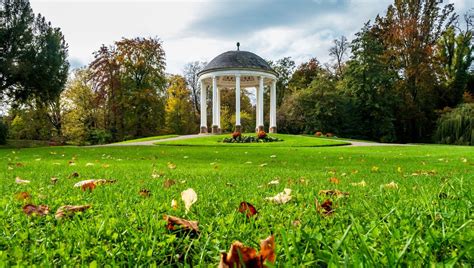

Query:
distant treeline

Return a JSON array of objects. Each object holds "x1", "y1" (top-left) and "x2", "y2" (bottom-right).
[{"x1": 0, "y1": 0, "x2": 472, "y2": 145}]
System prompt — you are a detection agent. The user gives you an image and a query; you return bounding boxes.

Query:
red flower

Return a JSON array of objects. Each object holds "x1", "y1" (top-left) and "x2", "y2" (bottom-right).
[
  {"x1": 257, "y1": 131, "x2": 267, "y2": 139},
  {"x1": 232, "y1": 132, "x2": 241, "y2": 139}
]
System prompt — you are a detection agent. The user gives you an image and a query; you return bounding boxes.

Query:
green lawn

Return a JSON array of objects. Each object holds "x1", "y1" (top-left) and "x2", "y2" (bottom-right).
[
  {"x1": 156, "y1": 133, "x2": 350, "y2": 147},
  {"x1": 0, "y1": 135, "x2": 472, "y2": 266},
  {"x1": 114, "y1": 134, "x2": 179, "y2": 144}
]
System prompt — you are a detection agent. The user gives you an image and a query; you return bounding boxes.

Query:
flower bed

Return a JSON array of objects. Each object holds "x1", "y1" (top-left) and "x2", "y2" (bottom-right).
[{"x1": 222, "y1": 131, "x2": 282, "y2": 143}]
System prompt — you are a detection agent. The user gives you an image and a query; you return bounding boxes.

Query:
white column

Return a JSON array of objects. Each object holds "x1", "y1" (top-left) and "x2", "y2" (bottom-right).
[
  {"x1": 200, "y1": 80, "x2": 207, "y2": 131},
  {"x1": 270, "y1": 79, "x2": 276, "y2": 132},
  {"x1": 258, "y1": 76, "x2": 264, "y2": 129},
  {"x1": 255, "y1": 85, "x2": 260, "y2": 129},
  {"x1": 217, "y1": 87, "x2": 221, "y2": 129},
  {"x1": 235, "y1": 75, "x2": 241, "y2": 127},
  {"x1": 212, "y1": 76, "x2": 218, "y2": 127}
]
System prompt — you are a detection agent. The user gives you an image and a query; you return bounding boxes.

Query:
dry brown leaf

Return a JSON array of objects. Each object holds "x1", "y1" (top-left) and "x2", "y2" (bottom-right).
[
  {"x1": 55, "y1": 205, "x2": 91, "y2": 219},
  {"x1": 51, "y1": 177, "x2": 58, "y2": 184},
  {"x1": 171, "y1": 199, "x2": 178, "y2": 209},
  {"x1": 265, "y1": 188, "x2": 292, "y2": 204},
  {"x1": 318, "y1": 189, "x2": 349, "y2": 198},
  {"x1": 15, "y1": 177, "x2": 30, "y2": 184},
  {"x1": 81, "y1": 182, "x2": 96, "y2": 192},
  {"x1": 382, "y1": 181, "x2": 398, "y2": 189},
  {"x1": 219, "y1": 235, "x2": 275, "y2": 268},
  {"x1": 181, "y1": 188, "x2": 197, "y2": 213},
  {"x1": 22, "y1": 204, "x2": 49, "y2": 216},
  {"x1": 164, "y1": 215, "x2": 199, "y2": 233},
  {"x1": 16, "y1": 192, "x2": 30, "y2": 201},
  {"x1": 167, "y1": 162, "x2": 177, "y2": 169},
  {"x1": 316, "y1": 199, "x2": 334, "y2": 216},
  {"x1": 329, "y1": 177, "x2": 340, "y2": 184},
  {"x1": 16, "y1": 162, "x2": 24, "y2": 167},
  {"x1": 350, "y1": 180, "x2": 367, "y2": 187},
  {"x1": 68, "y1": 172, "x2": 79, "y2": 179},
  {"x1": 238, "y1": 202, "x2": 258, "y2": 218},
  {"x1": 163, "y1": 179, "x2": 176, "y2": 188},
  {"x1": 139, "y1": 189, "x2": 151, "y2": 197}
]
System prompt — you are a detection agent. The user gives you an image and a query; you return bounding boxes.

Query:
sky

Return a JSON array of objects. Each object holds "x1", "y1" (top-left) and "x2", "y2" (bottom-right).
[{"x1": 29, "y1": 0, "x2": 471, "y2": 75}]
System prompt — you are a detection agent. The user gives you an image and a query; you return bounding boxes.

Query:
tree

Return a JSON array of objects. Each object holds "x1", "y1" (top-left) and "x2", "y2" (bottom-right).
[
  {"x1": 0, "y1": 0, "x2": 34, "y2": 99},
  {"x1": 0, "y1": 1, "x2": 69, "y2": 108},
  {"x1": 289, "y1": 58, "x2": 323, "y2": 90},
  {"x1": 328, "y1": 35, "x2": 349, "y2": 79},
  {"x1": 89, "y1": 45, "x2": 122, "y2": 139},
  {"x1": 376, "y1": 0, "x2": 456, "y2": 142},
  {"x1": 343, "y1": 22, "x2": 399, "y2": 142},
  {"x1": 268, "y1": 57, "x2": 295, "y2": 107},
  {"x1": 435, "y1": 12, "x2": 473, "y2": 107},
  {"x1": 183, "y1": 61, "x2": 206, "y2": 115},
  {"x1": 115, "y1": 37, "x2": 167, "y2": 137},
  {"x1": 61, "y1": 68, "x2": 101, "y2": 144},
  {"x1": 165, "y1": 75, "x2": 196, "y2": 134}
]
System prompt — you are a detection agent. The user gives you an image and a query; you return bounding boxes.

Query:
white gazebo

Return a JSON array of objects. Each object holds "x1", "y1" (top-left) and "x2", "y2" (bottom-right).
[{"x1": 197, "y1": 43, "x2": 278, "y2": 134}]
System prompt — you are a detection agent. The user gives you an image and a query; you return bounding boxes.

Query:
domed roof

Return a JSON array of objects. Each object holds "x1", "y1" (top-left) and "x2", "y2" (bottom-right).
[{"x1": 198, "y1": 50, "x2": 276, "y2": 76}]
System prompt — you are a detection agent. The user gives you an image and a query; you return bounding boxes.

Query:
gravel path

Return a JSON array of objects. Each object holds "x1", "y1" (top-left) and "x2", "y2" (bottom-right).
[
  {"x1": 100, "y1": 134, "x2": 206, "y2": 146},
  {"x1": 99, "y1": 134, "x2": 413, "y2": 147}
]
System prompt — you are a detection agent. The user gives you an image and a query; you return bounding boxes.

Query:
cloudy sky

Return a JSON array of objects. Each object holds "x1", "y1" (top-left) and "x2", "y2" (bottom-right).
[{"x1": 30, "y1": 0, "x2": 470, "y2": 74}]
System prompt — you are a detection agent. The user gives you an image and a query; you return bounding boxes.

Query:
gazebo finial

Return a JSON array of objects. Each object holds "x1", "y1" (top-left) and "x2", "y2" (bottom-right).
[{"x1": 236, "y1": 42, "x2": 240, "y2": 51}]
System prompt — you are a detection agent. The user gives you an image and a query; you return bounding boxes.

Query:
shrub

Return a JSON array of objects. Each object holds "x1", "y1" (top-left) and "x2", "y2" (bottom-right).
[
  {"x1": 0, "y1": 120, "x2": 7, "y2": 145},
  {"x1": 222, "y1": 132, "x2": 281, "y2": 143},
  {"x1": 88, "y1": 129, "x2": 112, "y2": 145},
  {"x1": 326, "y1": 133, "x2": 334, "y2": 137},
  {"x1": 434, "y1": 103, "x2": 473, "y2": 145}
]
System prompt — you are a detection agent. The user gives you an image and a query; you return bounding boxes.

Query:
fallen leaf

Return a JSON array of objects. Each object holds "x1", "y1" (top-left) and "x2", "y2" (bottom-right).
[
  {"x1": 15, "y1": 177, "x2": 30, "y2": 184},
  {"x1": 267, "y1": 180, "x2": 279, "y2": 185},
  {"x1": 181, "y1": 188, "x2": 197, "y2": 213},
  {"x1": 167, "y1": 162, "x2": 176, "y2": 169},
  {"x1": 55, "y1": 205, "x2": 91, "y2": 219},
  {"x1": 163, "y1": 179, "x2": 176, "y2": 188},
  {"x1": 16, "y1": 162, "x2": 24, "y2": 167},
  {"x1": 245, "y1": 161, "x2": 252, "y2": 164},
  {"x1": 171, "y1": 199, "x2": 178, "y2": 209},
  {"x1": 238, "y1": 202, "x2": 258, "y2": 218},
  {"x1": 85, "y1": 163, "x2": 95, "y2": 167},
  {"x1": 350, "y1": 180, "x2": 367, "y2": 187},
  {"x1": 16, "y1": 192, "x2": 30, "y2": 201},
  {"x1": 73, "y1": 179, "x2": 96, "y2": 188},
  {"x1": 397, "y1": 167, "x2": 402, "y2": 173},
  {"x1": 219, "y1": 235, "x2": 275, "y2": 268},
  {"x1": 329, "y1": 177, "x2": 340, "y2": 184},
  {"x1": 316, "y1": 199, "x2": 334, "y2": 216},
  {"x1": 371, "y1": 166, "x2": 379, "y2": 172},
  {"x1": 259, "y1": 163, "x2": 268, "y2": 167},
  {"x1": 382, "y1": 181, "x2": 398, "y2": 189},
  {"x1": 265, "y1": 188, "x2": 292, "y2": 204},
  {"x1": 51, "y1": 177, "x2": 58, "y2": 184},
  {"x1": 69, "y1": 172, "x2": 79, "y2": 179},
  {"x1": 23, "y1": 204, "x2": 50, "y2": 216},
  {"x1": 164, "y1": 215, "x2": 199, "y2": 233},
  {"x1": 318, "y1": 189, "x2": 349, "y2": 198},
  {"x1": 81, "y1": 182, "x2": 96, "y2": 192},
  {"x1": 139, "y1": 189, "x2": 151, "y2": 197},
  {"x1": 270, "y1": 155, "x2": 277, "y2": 158}
]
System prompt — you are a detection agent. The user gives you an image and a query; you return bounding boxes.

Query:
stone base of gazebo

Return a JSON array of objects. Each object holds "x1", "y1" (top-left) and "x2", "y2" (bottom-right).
[
  {"x1": 270, "y1": 126, "x2": 277, "y2": 133},
  {"x1": 211, "y1": 126, "x2": 222, "y2": 134},
  {"x1": 256, "y1": 125, "x2": 264, "y2": 132},
  {"x1": 200, "y1": 126, "x2": 208, "y2": 134}
]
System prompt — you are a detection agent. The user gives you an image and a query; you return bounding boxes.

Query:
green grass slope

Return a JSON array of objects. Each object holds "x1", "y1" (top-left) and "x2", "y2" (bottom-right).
[{"x1": 0, "y1": 139, "x2": 472, "y2": 266}]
